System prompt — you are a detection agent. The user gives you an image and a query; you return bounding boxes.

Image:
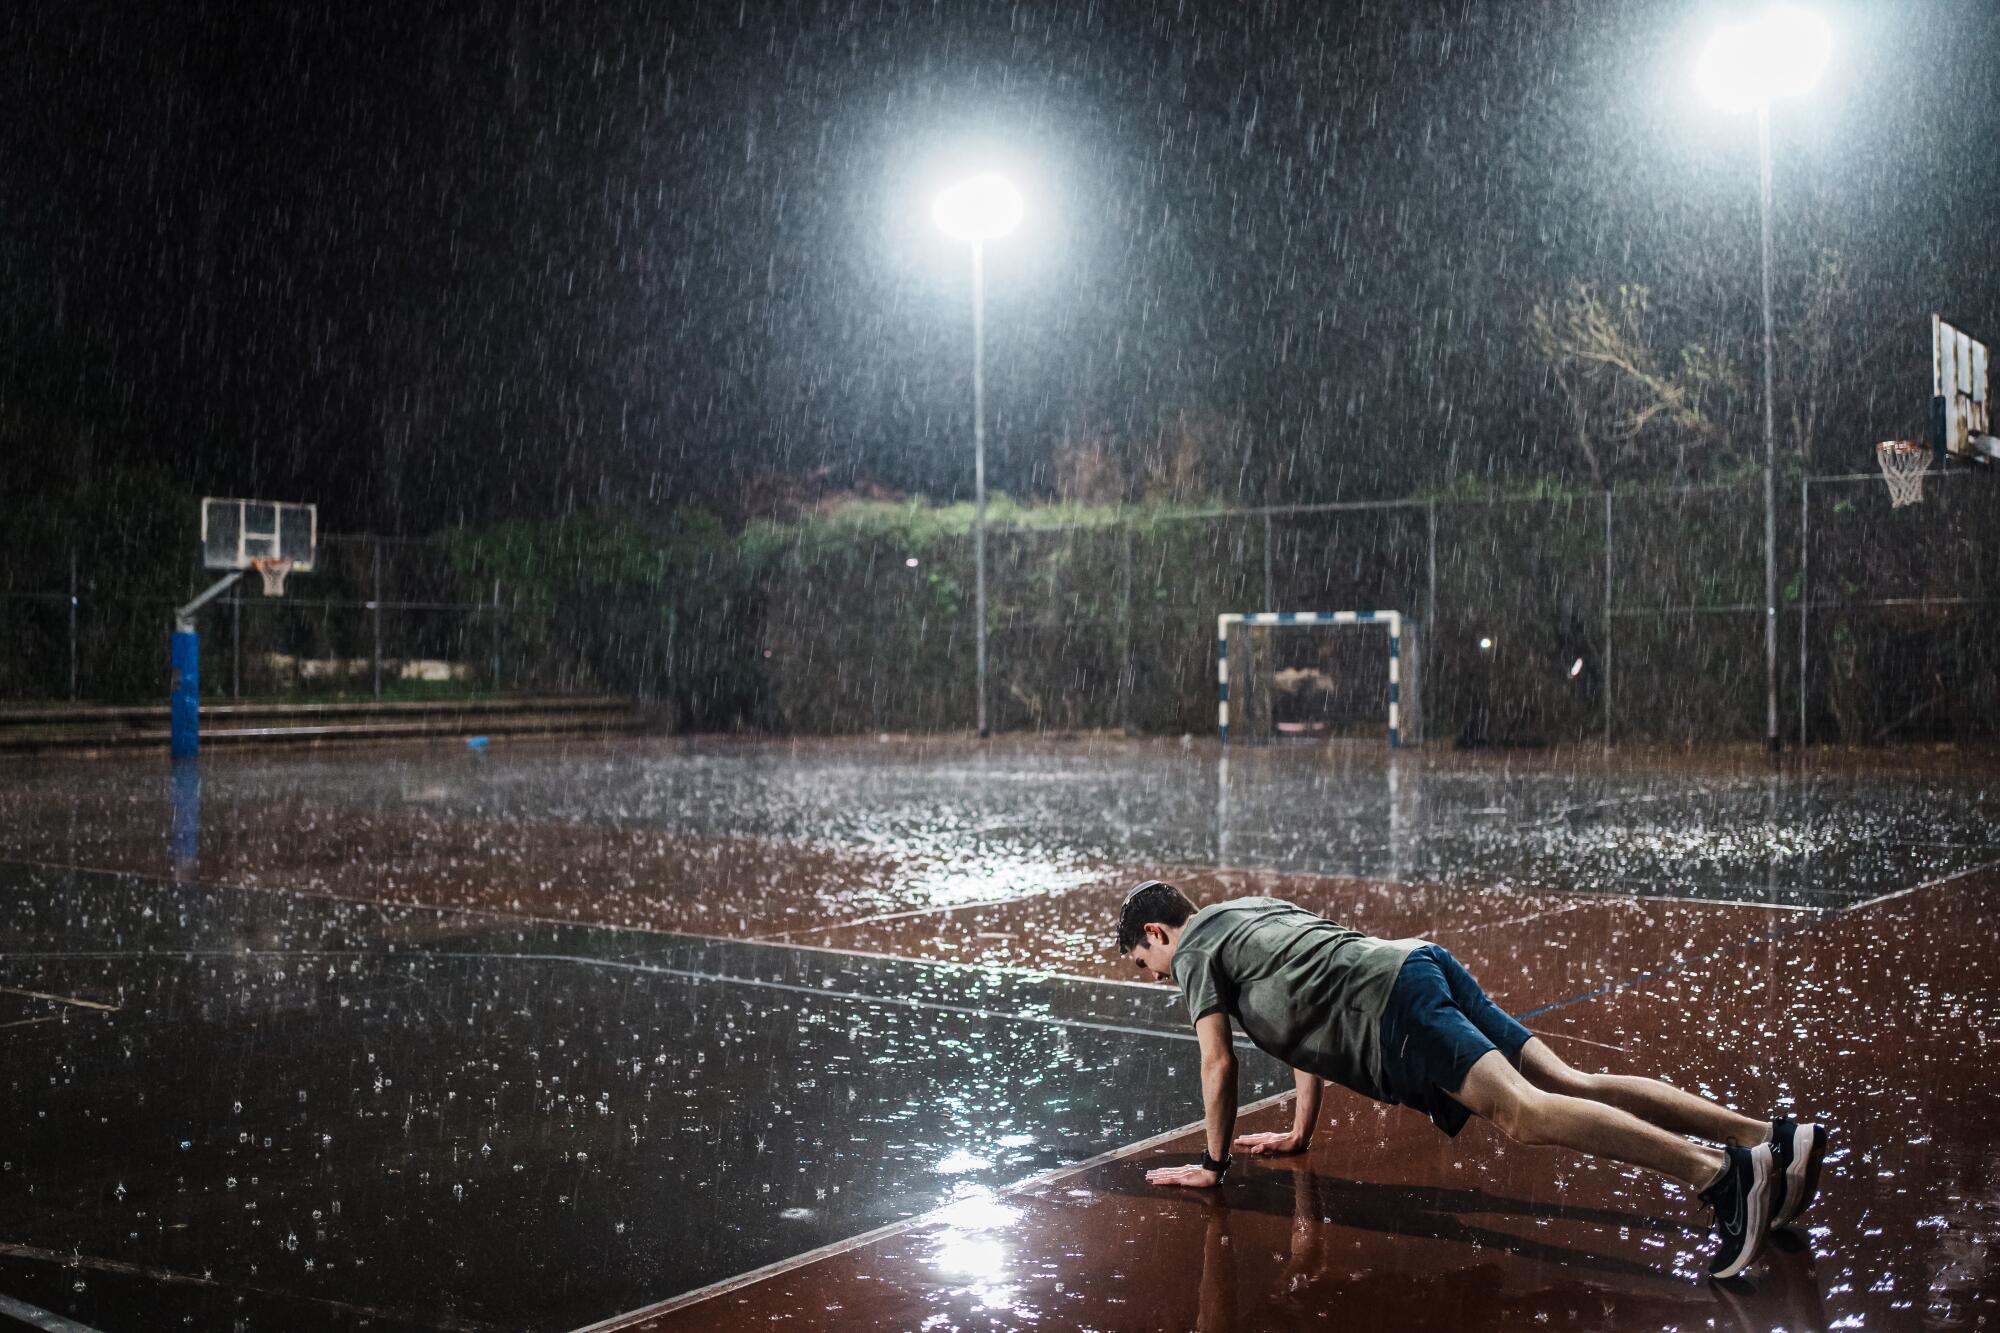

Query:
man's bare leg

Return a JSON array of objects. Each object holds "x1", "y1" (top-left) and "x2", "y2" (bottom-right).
[
  {"x1": 1453, "y1": 1049, "x2": 1725, "y2": 1190},
  {"x1": 1456, "y1": 1048, "x2": 1782, "y2": 1278},
  {"x1": 1517, "y1": 1038, "x2": 1770, "y2": 1146}
]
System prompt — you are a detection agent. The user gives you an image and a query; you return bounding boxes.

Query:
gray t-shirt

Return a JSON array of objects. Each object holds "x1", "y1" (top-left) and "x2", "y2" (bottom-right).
[{"x1": 1171, "y1": 896, "x2": 1422, "y2": 1102}]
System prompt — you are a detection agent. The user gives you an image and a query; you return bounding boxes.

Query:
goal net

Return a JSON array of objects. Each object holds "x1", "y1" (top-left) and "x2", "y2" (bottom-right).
[{"x1": 1217, "y1": 612, "x2": 1421, "y2": 748}]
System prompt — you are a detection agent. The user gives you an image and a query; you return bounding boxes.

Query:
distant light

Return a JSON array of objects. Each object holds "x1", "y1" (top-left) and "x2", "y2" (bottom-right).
[
  {"x1": 1695, "y1": 6, "x2": 1831, "y2": 113},
  {"x1": 1479, "y1": 637, "x2": 1494, "y2": 652},
  {"x1": 1569, "y1": 657, "x2": 1585, "y2": 678},
  {"x1": 906, "y1": 556, "x2": 921, "y2": 568},
  {"x1": 933, "y1": 173, "x2": 1024, "y2": 244}
]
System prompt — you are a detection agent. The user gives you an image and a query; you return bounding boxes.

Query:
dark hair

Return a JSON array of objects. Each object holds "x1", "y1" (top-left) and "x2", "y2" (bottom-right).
[{"x1": 1116, "y1": 879, "x2": 1197, "y2": 953}]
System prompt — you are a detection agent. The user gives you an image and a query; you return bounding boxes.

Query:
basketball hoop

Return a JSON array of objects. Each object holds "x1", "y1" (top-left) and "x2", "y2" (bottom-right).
[
  {"x1": 249, "y1": 557, "x2": 294, "y2": 596},
  {"x1": 1875, "y1": 440, "x2": 1930, "y2": 508}
]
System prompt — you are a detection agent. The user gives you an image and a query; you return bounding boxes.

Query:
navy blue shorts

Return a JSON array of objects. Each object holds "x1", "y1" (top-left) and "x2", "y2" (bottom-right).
[{"x1": 1378, "y1": 945, "x2": 1534, "y2": 1137}]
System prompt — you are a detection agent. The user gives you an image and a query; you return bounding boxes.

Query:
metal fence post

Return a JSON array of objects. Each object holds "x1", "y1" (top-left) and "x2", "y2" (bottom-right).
[
  {"x1": 1262, "y1": 511, "x2": 1274, "y2": 611},
  {"x1": 1603, "y1": 489, "x2": 1614, "y2": 752},
  {"x1": 68, "y1": 550, "x2": 78, "y2": 701},
  {"x1": 372, "y1": 538, "x2": 383, "y2": 701},
  {"x1": 1119, "y1": 523, "x2": 1133, "y2": 734},
  {"x1": 231, "y1": 587, "x2": 240, "y2": 699},
  {"x1": 1799, "y1": 474, "x2": 1809, "y2": 747},
  {"x1": 1425, "y1": 499, "x2": 1437, "y2": 726},
  {"x1": 491, "y1": 578, "x2": 502, "y2": 691},
  {"x1": 1242, "y1": 616, "x2": 1255, "y2": 741}
]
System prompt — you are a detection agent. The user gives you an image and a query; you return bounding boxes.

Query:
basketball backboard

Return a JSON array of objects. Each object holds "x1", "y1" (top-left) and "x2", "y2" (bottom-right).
[
  {"x1": 1932, "y1": 316, "x2": 1996, "y2": 464},
  {"x1": 201, "y1": 498, "x2": 317, "y2": 573}
]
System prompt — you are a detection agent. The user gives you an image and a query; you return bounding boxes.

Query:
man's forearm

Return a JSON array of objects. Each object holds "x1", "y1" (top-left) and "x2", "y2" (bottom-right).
[
  {"x1": 1290, "y1": 1067, "x2": 1324, "y2": 1146},
  {"x1": 1202, "y1": 1054, "x2": 1237, "y2": 1160}
]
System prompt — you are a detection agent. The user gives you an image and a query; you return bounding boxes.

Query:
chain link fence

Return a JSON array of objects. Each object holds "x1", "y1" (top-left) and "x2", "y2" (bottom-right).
[
  {"x1": 756, "y1": 474, "x2": 1998, "y2": 743},
  {"x1": 1801, "y1": 470, "x2": 2000, "y2": 743},
  {"x1": 5, "y1": 472, "x2": 1996, "y2": 743},
  {"x1": 0, "y1": 535, "x2": 564, "y2": 704}
]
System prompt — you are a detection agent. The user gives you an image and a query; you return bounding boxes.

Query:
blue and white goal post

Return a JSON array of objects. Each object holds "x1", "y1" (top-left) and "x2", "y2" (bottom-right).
[{"x1": 1216, "y1": 610, "x2": 1416, "y2": 748}]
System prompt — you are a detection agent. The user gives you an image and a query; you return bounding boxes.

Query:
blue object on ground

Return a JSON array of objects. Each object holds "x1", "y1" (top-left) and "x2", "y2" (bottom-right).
[{"x1": 466, "y1": 736, "x2": 490, "y2": 749}]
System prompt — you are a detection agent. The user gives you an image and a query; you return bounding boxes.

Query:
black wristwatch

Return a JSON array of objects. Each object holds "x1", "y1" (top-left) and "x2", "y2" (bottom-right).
[{"x1": 1200, "y1": 1150, "x2": 1232, "y2": 1177}]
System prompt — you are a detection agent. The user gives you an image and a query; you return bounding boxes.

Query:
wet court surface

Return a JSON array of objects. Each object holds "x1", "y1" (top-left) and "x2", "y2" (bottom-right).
[
  {"x1": 0, "y1": 737, "x2": 1996, "y2": 1330},
  {"x1": 0, "y1": 864, "x2": 1295, "y2": 1330}
]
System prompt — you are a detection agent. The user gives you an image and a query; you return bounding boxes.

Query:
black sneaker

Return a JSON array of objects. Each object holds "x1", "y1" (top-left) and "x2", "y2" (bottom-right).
[
  {"x1": 1767, "y1": 1118, "x2": 1827, "y2": 1229},
  {"x1": 1701, "y1": 1143, "x2": 1774, "y2": 1280}
]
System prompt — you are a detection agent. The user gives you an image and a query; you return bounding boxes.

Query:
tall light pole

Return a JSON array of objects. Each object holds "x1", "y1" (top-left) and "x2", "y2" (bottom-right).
[
  {"x1": 1695, "y1": 5, "x2": 1831, "y2": 757},
  {"x1": 933, "y1": 172, "x2": 1023, "y2": 739}
]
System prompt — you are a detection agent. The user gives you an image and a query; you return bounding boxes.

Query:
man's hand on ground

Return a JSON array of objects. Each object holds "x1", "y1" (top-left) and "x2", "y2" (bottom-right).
[
  {"x1": 1144, "y1": 1162, "x2": 1223, "y2": 1188},
  {"x1": 1233, "y1": 1130, "x2": 1308, "y2": 1156}
]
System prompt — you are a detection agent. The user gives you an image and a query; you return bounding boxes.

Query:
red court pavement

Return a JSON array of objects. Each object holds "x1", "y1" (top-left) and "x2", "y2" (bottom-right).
[
  {"x1": 610, "y1": 869, "x2": 1999, "y2": 1332},
  {"x1": 5, "y1": 746, "x2": 1993, "y2": 1329}
]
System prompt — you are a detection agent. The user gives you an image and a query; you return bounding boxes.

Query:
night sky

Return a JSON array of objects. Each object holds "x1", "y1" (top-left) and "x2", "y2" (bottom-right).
[{"x1": 4, "y1": 0, "x2": 1996, "y2": 533}]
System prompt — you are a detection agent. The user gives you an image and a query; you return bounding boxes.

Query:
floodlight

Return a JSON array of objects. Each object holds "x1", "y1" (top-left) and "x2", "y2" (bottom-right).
[
  {"x1": 932, "y1": 173, "x2": 1023, "y2": 244},
  {"x1": 1695, "y1": 5, "x2": 1831, "y2": 114}
]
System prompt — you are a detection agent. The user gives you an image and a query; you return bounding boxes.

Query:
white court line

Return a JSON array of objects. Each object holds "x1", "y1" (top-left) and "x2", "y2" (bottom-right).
[
  {"x1": 1499, "y1": 882, "x2": 1810, "y2": 914},
  {"x1": 754, "y1": 877, "x2": 1107, "y2": 940},
  {"x1": 572, "y1": 1085, "x2": 1299, "y2": 1332},
  {"x1": 1143, "y1": 853, "x2": 1822, "y2": 914},
  {"x1": 1842, "y1": 856, "x2": 2000, "y2": 912},
  {"x1": 1450, "y1": 901, "x2": 1597, "y2": 933},
  {"x1": 0, "y1": 855, "x2": 1174, "y2": 995},
  {"x1": 1618, "y1": 889, "x2": 1813, "y2": 913},
  {"x1": 0, "y1": 985, "x2": 120, "y2": 1013},
  {"x1": 0, "y1": 1240, "x2": 491, "y2": 1331},
  {"x1": 0, "y1": 851, "x2": 1822, "y2": 1007},
  {"x1": 453, "y1": 951, "x2": 1213, "y2": 1045},
  {"x1": 0, "y1": 1292, "x2": 109, "y2": 1333},
  {"x1": 757, "y1": 893, "x2": 1030, "y2": 936},
  {"x1": 723, "y1": 931, "x2": 1179, "y2": 993},
  {"x1": 0, "y1": 945, "x2": 1208, "y2": 1049}
]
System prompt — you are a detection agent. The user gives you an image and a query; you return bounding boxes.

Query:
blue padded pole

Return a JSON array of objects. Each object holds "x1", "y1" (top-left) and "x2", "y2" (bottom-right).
[{"x1": 170, "y1": 630, "x2": 200, "y2": 758}]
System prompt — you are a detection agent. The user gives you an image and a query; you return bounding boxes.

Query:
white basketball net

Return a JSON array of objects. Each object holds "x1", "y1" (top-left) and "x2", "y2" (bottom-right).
[
  {"x1": 1876, "y1": 442, "x2": 1930, "y2": 508},
  {"x1": 250, "y1": 558, "x2": 293, "y2": 596}
]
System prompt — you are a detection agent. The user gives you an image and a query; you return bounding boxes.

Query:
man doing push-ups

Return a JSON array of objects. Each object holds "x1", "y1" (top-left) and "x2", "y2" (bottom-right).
[{"x1": 1115, "y1": 881, "x2": 1828, "y2": 1279}]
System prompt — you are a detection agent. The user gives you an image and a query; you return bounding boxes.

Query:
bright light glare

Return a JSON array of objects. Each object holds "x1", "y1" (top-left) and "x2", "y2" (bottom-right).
[
  {"x1": 1695, "y1": 6, "x2": 1831, "y2": 113},
  {"x1": 935, "y1": 1190, "x2": 1021, "y2": 1232},
  {"x1": 906, "y1": 556, "x2": 921, "y2": 568},
  {"x1": 1479, "y1": 637, "x2": 1494, "y2": 652},
  {"x1": 932, "y1": 173, "x2": 1024, "y2": 244},
  {"x1": 1569, "y1": 657, "x2": 1585, "y2": 679},
  {"x1": 930, "y1": 1187, "x2": 1021, "y2": 1292},
  {"x1": 936, "y1": 1148, "x2": 994, "y2": 1175}
]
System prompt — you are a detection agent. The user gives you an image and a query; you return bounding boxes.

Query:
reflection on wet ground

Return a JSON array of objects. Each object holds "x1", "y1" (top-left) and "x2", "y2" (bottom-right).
[
  {"x1": 3, "y1": 737, "x2": 1995, "y2": 921},
  {"x1": 0, "y1": 736, "x2": 1994, "y2": 1330},
  {"x1": 0, "y1": 863, "x2": 1291, "y2": 1329}
]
